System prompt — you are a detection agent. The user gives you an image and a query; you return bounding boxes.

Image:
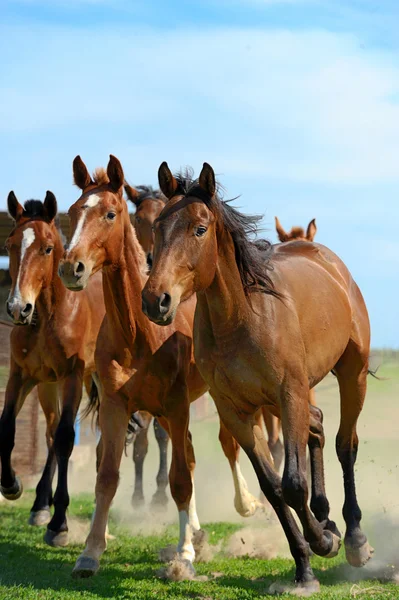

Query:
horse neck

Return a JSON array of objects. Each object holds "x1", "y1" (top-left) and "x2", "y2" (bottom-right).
[
  {"x1": 199, "y1": 231, "x2": 249, "y2": 340},
  {"x1": 36, "y1": 233, "x2": 67, "y2": 319},
  {"x1": 102, "y1": 217, "x2": 150, "y2": 348}
]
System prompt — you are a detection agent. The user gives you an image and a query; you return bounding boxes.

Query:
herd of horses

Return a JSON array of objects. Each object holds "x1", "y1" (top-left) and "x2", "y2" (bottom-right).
[{"x1": 0, "y1": 154, "x2": 375, "y2": 593}]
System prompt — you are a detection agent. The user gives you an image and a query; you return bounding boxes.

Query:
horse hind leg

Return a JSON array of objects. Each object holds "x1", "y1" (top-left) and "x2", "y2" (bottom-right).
[
  {"x1": 150, "y1": 417, "x2": 170, "y2": 510},
  {"x1": 218, "y1": 416, "x2": 263, "y2": 517},
  {"x1": 131, "y1": 411, "x2": 151, "y2": 509},
  {"x1": 29, "y1": 382, "x2": 59, "y2": 526},
  {"x1": 334, "y1": 344, "x2": 374, "y2": 568}
]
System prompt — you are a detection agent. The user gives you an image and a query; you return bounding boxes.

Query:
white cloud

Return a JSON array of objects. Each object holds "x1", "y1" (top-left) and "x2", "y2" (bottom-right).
[{"x1": 1, "y1": 25, "x2": 398, "y2": 186}]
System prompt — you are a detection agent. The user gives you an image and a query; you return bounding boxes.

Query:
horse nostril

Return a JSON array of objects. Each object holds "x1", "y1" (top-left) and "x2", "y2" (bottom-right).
[
  {"x1": 75, "y1": 262, "x2": 85, "y2": 276},
  {"x1": 147, "y1": 253, "x2": 153, "y2": 270},
  {"x1": 158, "y1": 292, "x2": 171, "y2": 314},
  {"x1": 6, "y1": 301, "x2": 12, "y2": 317},
  {"x1": 21, "y1": 303, "x2": 33, "y2": 317}
]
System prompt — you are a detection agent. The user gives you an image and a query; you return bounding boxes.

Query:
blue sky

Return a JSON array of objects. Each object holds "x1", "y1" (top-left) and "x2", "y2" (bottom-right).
[{"x1": 1, "y1": 0, "x2": 398, "y2": 347}]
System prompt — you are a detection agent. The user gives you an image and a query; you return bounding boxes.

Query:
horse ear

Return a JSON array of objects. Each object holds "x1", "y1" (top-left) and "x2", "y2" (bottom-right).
[
  {"x1": 198, "y1": 162, "x2": 216, "y2": 197},
  {"x1": 306, "y1": 218, "x2": 317, "y2": 241},
  {"x1": 124, "y1": 182, "x2": 140, "y2": 207},
  {"x1": 158, "y1": 162, "x2": 178, "y2": 199},
  {"x1": 43, "y1": 191, "x2": 58, "y2": 222},
  {"x1": 275, "y1": 217, "x2": 288, "y2": 242},
  {"x1": 73, "y1": 156, "x2": 92, "y2": 190},
  {"x1": 107, "y1": 155, "x2": 124, "y2": 192},
  {"x1": 7, "y1": 191, "x2": 24, "y2": 221}
]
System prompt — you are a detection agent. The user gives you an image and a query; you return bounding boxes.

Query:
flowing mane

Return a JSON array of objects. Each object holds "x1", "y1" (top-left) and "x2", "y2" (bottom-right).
[
  {"x1": 135, "y1": 185, "x2": 165, "y2": 204},
  {"x1": 172, "y1": 168, "x2": 281, "y2": 299}
]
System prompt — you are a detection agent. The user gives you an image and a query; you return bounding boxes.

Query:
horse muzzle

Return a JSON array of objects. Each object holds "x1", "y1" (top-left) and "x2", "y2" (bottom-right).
[
  {"x1": 6, "y1": 297, "x2": 34, "y2": 325},
  {"x1": 58, "y1": 259, "x2": 89, "y2": 291}
]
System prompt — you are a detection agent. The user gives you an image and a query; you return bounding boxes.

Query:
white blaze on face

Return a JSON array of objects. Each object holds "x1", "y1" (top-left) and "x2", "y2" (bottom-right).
[
  {"x1": 67, "y1": 194, "x2": 101, "y2": 251},
  {"x1": 12, "y1": 227, "x2": 36, "y2": 301}
]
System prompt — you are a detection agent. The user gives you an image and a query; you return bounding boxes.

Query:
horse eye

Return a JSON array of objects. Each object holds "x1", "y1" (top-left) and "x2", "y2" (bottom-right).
[
  {"x1": 45, "y1": 247, "x2": 53, "y2": 255},
  {"x1": 135, "y1": 216, "x2": 141, "y2": 224},
  {"x1": 195, "y1": 226, "x2": 207, "y2": 237},
  {"x1": 107, "y1": 212, "x2": 116, "y2": 220}
]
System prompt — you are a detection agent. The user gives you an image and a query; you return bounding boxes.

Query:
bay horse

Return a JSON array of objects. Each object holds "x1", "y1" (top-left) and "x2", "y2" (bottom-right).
[
  {"x1": 59, "y1": 155, "x2": 210, "y2": 578},
  {"x1": 125, "y1": 181, "x2": 264, "y2": 518},
  {"x1": 142, "y1": 162, "x2": 374, "y2": 592},
  {"x1": 1, "y1": 191, "x2": 105, "y2": 548},
  {"x1": 124, "y1": 183, "x2": 170, "y2": 510}
]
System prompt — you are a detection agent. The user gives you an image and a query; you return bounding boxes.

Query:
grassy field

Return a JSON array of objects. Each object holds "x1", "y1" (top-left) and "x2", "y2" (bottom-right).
[
  {"x1": 0, "y1": 357, "x2": 398, "y2": 599},
  {"x1": 0, "y1": 493, "x2": 398, "y2": 600}
]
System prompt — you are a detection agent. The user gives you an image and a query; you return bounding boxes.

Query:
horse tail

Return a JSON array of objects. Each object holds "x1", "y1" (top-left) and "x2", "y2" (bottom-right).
[{"x1": 80, "y1": 376, "x2": 100, "y2": 427}]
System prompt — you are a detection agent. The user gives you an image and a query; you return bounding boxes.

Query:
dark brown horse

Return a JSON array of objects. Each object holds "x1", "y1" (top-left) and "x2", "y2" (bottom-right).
[
  {"x1": 1, "y1": 192, "x2": 105, "y2": 547},
  {"x1": 124, "y1": 183, "x2": 170, "y2": 510},
  {"x1": 125, "y1": 182, "x2": 264, "y2": 518},
  {"x1": 59, "y1": 156, "x2": 209, "y2": 578},
  {"x1": 142, "y1": 162, "x2": 374, "y2": 592}
]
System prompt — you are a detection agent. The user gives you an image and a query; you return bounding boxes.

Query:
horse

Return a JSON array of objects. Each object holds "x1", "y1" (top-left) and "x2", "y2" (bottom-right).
[
  {"x1": 123, "y1": 183, "x2": 170, "y2": 510},
  {"x1": 141, "y1": 162, "x2": 374, "y2": 593},
  {"x1": 59, "y1": 155, "x2": 214, "y2": 578},
  {"x1": 125, "y1": 181, "x2": 264, "y2": 518},
  {"x1": 0, "y1": 191, "x2": 105, "y2": 548}
]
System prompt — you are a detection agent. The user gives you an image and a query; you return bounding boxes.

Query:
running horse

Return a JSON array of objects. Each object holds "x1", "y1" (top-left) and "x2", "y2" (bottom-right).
[
  {"x1": 125, "y1": 182, "x2": 264, "y2": 518},
  {"x1": 59, "y1": 155, "x2": 211, "y2": 578},
  {"x1": 142, "y1": 162, "x2": 374, "y2": 592},
  {"x1": 0, "y1": 192, "x2": 104, "y2": 548},
  {"x1": 124, "y1": 183, "x2": 170, "y2": 510}
]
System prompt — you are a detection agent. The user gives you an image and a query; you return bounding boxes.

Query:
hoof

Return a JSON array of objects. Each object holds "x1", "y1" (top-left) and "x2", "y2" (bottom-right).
[
  {"x1": 325, "y1": 532, "x2": 341, "y2": 559},
  {"x1": 131, "y1": 494, "x2": 145, "y2": 509},
  {"x1": 44, "y1": 528, "x2": 69, "y2": 547},
  {"x1": 346, "y1": 540, "x2": 374, "y2": 567},
  {"x1": 72, "y1": 555, "x2": 100, "y2": 578},
  {"x1": 150, "y1": 490, "x2": 168, "y2": 511},
  {"x1": 0, "y1": 476, "x2": 23, "y2": 500},
  {"x1": 269, "y1": 579, "x2": 320, "y2": 596},
  {"x1": 234, "y1": 493, "x2": 265, "y2": 518},
  {"x1": 28, "y1": 508, "x2": 51, "y2": 527}
]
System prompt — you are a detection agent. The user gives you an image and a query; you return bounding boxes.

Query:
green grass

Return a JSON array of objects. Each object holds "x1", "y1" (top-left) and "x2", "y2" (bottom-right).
[{"x1": 0, "y1": 493, "x2": 398, "y2": 599}]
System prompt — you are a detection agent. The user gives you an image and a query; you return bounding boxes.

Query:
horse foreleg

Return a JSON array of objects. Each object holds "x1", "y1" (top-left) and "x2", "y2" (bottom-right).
[
  {"x1": 262, "y1": 407, "x2": 284, "y2": 473},
  {"x1": 131, "y1": 411, "x2": 152, "y2": 508},
  {"x1": 44, "y1": 371, "x2": 83, "y2": 548},
  {"x1": 73, "y1": 394, "x2": 128, "y2": 578},
  {"x1": 151, "y1": 417, "x2": 170, "y2": 509},
  {"x1": 280, "y1": 381, "x2": 341, "y2": 560},
  {"x1": 215, "y1": 395, "x2": 319, "y2": 592},
  {"x1": 29, "y1": 382, "x2": 60, "y2": 526},
  {"x1": 218, "y1": 416, "x2": 262, "y2": 517},
  {"x1": 0, "y1": 361, "x2": 36, "y2": 500},
  {"x1": 161, "y1": 397, "x2": 197, "y2": 570}
]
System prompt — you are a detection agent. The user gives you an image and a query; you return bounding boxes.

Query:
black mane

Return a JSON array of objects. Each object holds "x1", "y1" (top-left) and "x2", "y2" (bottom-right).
[
  {"x1": 14, "y1": 199, "x2": 65, "y2": 244},
  {"x1": 173, "y1": 169, "x2": 281, "y2": 300},
  {"x1": 22, "y1": 199, "x2": 46, "y2": 218},
  {"x1": 135, "y1": 185, "x2": 165, "y2": 205}
]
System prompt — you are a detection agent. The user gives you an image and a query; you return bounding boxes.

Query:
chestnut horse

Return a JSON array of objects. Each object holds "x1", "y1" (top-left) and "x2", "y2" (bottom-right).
[
  {"x1": 124, "y1": 183, "x2": 170, "y2": 510},
  {"x1": 0, "y1": 192, "x2": 105, "y2": 548},
  {"x1": 125, "y1": 182, "x2": 264, "y2": 518},
  {"x1": 59, "y1": 155, "x2": 211, "y2": 578},
  {"x1": 142, "y1": 162, "x2": 374, "y2": 592}
]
